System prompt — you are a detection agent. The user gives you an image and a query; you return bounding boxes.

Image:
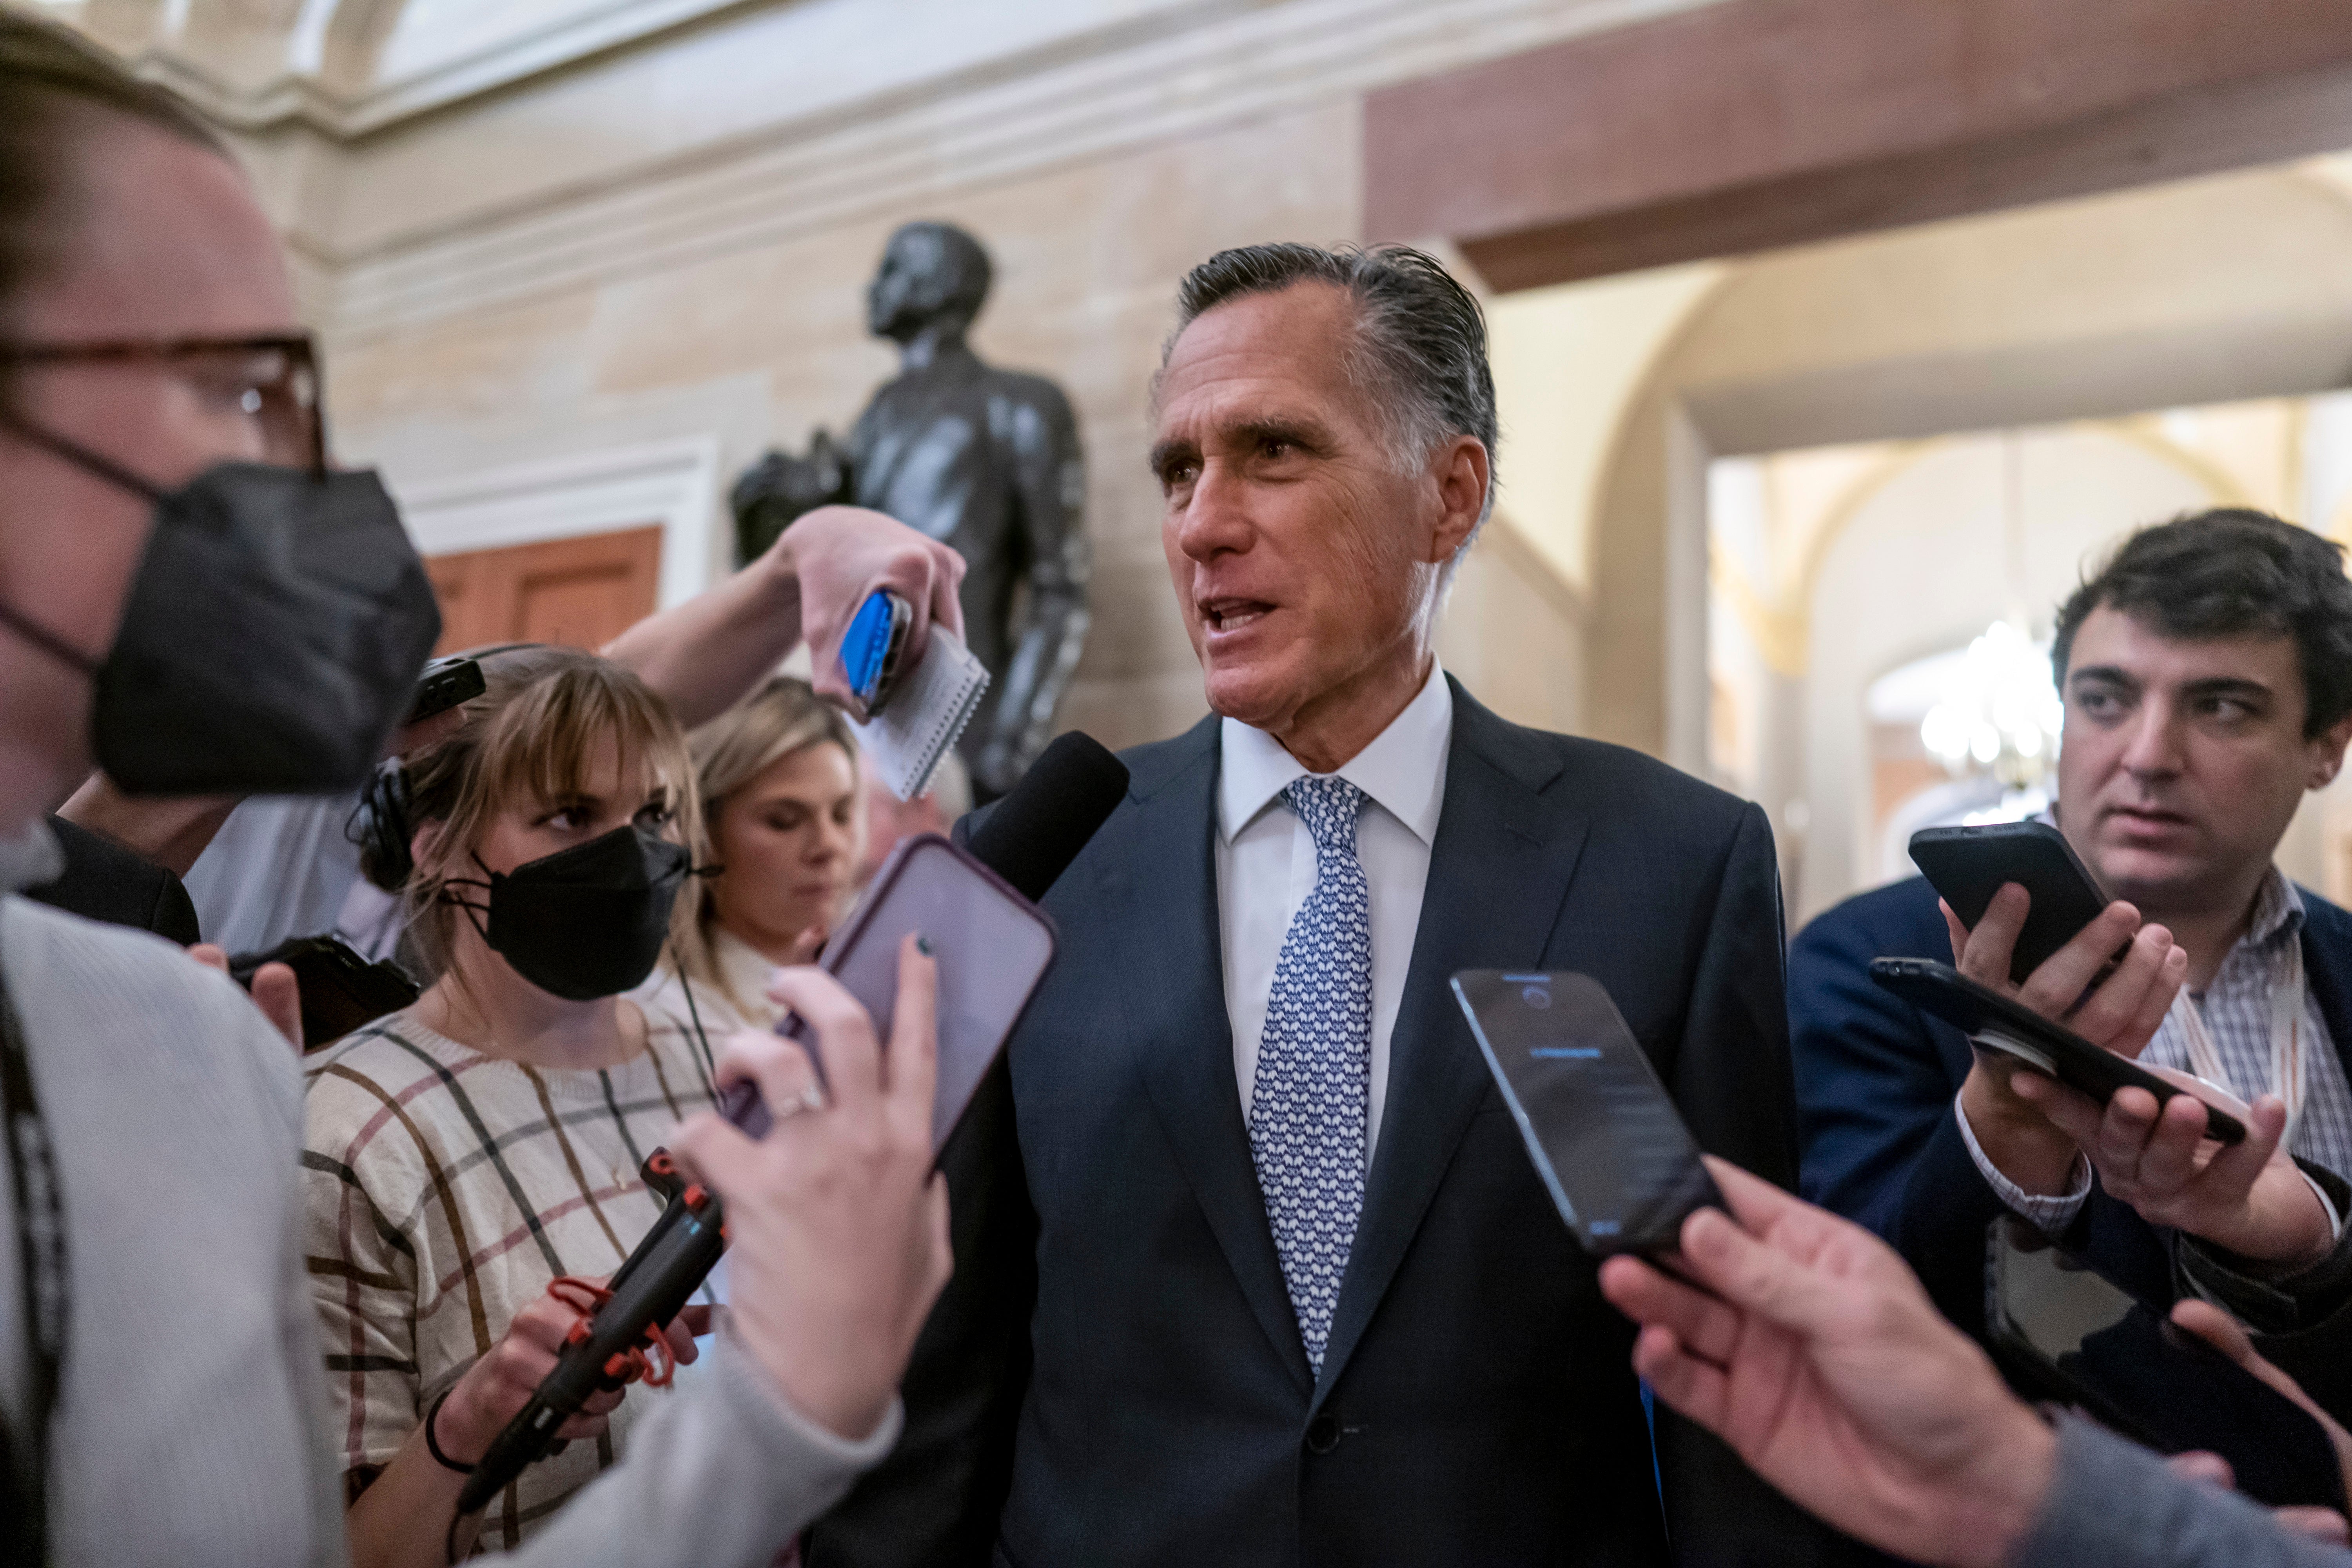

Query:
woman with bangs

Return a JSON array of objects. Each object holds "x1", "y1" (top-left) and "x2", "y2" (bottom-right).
[{"x1": 301, "y1": 646, "x2": 730, "y2": 1566}]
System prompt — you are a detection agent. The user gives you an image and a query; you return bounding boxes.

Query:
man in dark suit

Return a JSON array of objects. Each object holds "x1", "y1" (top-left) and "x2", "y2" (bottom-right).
[
  {"x1": 809, "y1": 244, "x2": 1824, "y2": 1565},
  {"x1": 1794, "y1": 512, "x2": 2352, "y2": 1370}
]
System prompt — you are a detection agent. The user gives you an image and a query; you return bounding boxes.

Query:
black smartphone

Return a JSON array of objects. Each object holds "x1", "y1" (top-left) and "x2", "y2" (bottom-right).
[
  {"x1": 1909, "y1": 821, "x2": 2110, "y2": 983},
  {"x1": 406, "y1": 655, "x2": 486, "y2": 726},
  {"x1": 1451, "y1": 969, "x2": 1720, "y2": 1255},
  {"x1": 723, "y1": 833, "x2": 1056, "y2": 1153},
  {"x1": 1987, "y1": 1223, "x2": 2347, "y2": 1511},
  {"x1": 1869, "y1": 956, "x2": 2245, "y2": 1143},
  {"x1": 229, "y1": 934, "x2": 421, "y2": 1049}
]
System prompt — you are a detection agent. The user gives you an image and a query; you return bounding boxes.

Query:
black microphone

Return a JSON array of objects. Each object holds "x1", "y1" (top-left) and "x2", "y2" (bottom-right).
[
  {"x1": 456, "y1": 731, "x2": 1128, "y2": 1517},
  {"x1": 966, "y1": 729, "x2": 1131, "y2": 902}
]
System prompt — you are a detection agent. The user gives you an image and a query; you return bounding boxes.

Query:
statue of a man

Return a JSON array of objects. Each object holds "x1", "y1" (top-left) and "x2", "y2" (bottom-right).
[{"x1": 733, "y1": 222, "x2": 1089, "y2": 800}]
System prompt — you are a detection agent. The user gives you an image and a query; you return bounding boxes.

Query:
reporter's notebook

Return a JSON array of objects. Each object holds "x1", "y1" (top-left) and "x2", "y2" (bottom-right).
[{"x1": 849, "y1": 625, "x2": 990, "y2": 800}]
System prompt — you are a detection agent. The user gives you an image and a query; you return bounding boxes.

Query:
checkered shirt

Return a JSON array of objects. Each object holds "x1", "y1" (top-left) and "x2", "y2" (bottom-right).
[
  {"x1": 299, "y1": 1006, "x2": 720, "y2": 1550},
  {"x1": 2141, "y1": 870, "x2": 2352, "y2": 1182}
]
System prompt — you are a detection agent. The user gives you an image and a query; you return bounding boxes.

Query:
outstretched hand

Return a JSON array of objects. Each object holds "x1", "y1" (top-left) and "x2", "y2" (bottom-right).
[
  {"x1": 674, "y1": 934, "x2": 952, "y2": 1440},
  {"x1": 1598, "y1": 1159, "x2": 2056, "y2": 1568},
  {"x1": 784, "y1": 507, "x2": 967, "y2": 721}
]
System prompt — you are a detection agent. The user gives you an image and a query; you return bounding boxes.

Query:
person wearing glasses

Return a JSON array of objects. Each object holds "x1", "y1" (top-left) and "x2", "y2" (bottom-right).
[{"x1": 0, "y1": 16, "x2": 956, "y2": 1566}]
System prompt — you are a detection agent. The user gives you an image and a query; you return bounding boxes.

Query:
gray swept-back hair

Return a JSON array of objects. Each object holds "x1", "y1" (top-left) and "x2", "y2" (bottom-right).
[{"x1": 1159, "y1": 241, "x2": 1499, "y2": 572}]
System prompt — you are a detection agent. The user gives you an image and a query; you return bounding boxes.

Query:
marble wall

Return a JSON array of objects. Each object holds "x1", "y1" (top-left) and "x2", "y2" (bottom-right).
[
  {"x1": 326, "y1": 98, "x2": 1366, "y2": 749},
  {"x1": 138, "y1": 0, "x2": 1662, "y2": 751}
]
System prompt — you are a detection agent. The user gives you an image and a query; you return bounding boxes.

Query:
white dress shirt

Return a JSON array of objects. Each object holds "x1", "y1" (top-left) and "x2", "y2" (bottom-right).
[{"x1": 1217, "y1": 660, "x2": 1452, "y2": 1158}]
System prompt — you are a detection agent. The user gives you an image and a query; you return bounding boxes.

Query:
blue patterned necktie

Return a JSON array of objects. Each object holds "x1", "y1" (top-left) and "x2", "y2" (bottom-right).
[{"x1": 1248, "y1": 773, "x2": 1372, "y2": 1373}]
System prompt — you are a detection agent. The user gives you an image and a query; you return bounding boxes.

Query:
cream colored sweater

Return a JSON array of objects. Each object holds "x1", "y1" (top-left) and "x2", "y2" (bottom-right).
[{"x1": 0, "y1": 826, "x2": 897, "y2": 1567}]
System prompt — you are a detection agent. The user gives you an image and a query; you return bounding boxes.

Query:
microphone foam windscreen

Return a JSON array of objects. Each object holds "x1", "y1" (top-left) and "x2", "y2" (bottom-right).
[{"x1": 966, "y1": 731, "x2": 1130, "y2": 902}]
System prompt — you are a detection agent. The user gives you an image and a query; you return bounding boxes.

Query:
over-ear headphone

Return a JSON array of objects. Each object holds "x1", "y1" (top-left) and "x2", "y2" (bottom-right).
[
  {"x1": 349, "y1": 757, "x2": 416, "y2": 892},
  {"x1": 346, "y1": 642, "x2": 541, "y2": 893}
]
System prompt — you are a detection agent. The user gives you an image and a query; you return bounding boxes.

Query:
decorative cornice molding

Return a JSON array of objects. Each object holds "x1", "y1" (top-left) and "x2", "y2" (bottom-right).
[
  {"x1": 128, "y1": 0, "x2": 758, "y2": 138},
  {"x1": 316, "y1": 0, "x2": 1719, "y2": 340}
]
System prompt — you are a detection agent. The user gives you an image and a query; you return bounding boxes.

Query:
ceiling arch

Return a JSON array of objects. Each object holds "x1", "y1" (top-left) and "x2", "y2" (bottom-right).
[{"x1": 1581, "y1": 159, "x2": 2352, "y2": 756}]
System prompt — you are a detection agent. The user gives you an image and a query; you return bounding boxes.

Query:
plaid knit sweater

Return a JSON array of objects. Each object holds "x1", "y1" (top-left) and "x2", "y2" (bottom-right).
[{"x1": 299, "y1": 1007, "x2": 721, "y2": 1550}]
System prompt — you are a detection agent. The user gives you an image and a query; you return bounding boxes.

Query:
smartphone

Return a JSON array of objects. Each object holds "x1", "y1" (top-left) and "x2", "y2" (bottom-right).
[
  {"x1": 1987, "y1": 1223, "x2": 2348, "y2": 1511},
  {"x1": 841, "y1": 589, "x2": 915, "y2": 717},
  {"x1": 405, "y1": 654, "x2": 486, "y2": 726},
  {"x1": 1909, "y1": 821, "x2": 2110, "y2": 983},
  {"x1": 1869, "y1": 956, "x2": 2246, "y2": 1143},
  {"x1": 722, "y1": 832, "x2": 1056, "y2": 1152},
  {"x1": 1451, "y1": 970, "x2": 1720, "y2": 1255},
  {"x1": 228, "y1": 934, "x2": 421, "y2": 1049}
]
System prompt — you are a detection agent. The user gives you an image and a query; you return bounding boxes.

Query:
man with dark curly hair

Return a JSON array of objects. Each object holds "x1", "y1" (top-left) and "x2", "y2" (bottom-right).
[{"x1": 1795, "y1": 508, "x2": 2352, "y2": 1410}]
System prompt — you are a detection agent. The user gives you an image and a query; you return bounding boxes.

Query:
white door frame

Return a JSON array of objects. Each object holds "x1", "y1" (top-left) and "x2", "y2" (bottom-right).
[{"x1": 390, "y1": 436, "x2": 721, "y2": 612}]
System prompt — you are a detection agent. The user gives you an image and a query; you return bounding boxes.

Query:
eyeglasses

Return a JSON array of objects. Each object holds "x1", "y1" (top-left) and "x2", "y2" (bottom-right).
[{"x1": 0, "y1": 332, "x2": 326, "y2": 477}]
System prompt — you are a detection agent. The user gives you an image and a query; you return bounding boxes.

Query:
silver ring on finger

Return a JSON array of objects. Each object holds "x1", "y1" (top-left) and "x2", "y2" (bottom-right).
[{"x1": 769, "y1": 1081, "x2": 828, "y2": 1123}]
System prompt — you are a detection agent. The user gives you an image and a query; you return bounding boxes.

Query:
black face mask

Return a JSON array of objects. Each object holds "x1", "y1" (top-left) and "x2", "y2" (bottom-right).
[
  {"x1": 0, "y1": 417, "x2": 442, "y2": 795},
  {"x1": 448, "y1": 826, "x2": 690, "y2": 1002}
]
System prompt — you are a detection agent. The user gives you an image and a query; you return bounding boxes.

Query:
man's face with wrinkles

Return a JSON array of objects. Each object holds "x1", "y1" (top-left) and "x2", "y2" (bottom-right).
[
  {"x1": 1149, "y1": 283, "x2": 1432, "y2": 738},
  {"x1": 2056, "y1": 604, "x2": 2352, "y2": 915}
]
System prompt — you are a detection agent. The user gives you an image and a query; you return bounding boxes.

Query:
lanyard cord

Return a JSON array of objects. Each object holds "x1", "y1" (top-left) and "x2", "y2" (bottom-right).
[
  {"x1": 2176, "y1": 931, "x2": 2309, "y2": 1152},
  {"x1": 672, "y1": 955, "x2": 720, "y2": 1084},
  {"x1": 1, "y1": 936, "x2": 65, "y2": 1568}
]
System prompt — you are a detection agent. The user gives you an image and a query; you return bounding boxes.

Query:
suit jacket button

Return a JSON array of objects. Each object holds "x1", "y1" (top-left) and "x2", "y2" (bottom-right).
[{"x1": 1304, "y1": 1414, "x2": 1342, "y2": 1455}]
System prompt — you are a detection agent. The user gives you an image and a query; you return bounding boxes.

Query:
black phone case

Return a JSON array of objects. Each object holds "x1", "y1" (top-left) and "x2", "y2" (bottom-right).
[
  {"x1": 230, "y1": 935, "x2": 421, "y2": 1049},
  {"x1": 1985, "y1": 1230, "x2": 2348, "y2": 1512},
  {"x1": 1870, "y1": 957, "x2": 2243, "y2": 1143},
  {"x1": 406, "y1": 655, "x2": 487, "y2": 725},
  {"x1": 719, "y1": 832, "x2": 1056, "y2": 1155},
  {"x1": 1909, "y1": 821, "x2": 2110, "y2": 983}
]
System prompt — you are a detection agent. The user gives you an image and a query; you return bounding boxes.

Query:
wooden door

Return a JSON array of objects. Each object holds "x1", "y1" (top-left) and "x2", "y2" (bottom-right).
[{"x1": 425, "y1": 526, "x2": 663, "y2": 654}]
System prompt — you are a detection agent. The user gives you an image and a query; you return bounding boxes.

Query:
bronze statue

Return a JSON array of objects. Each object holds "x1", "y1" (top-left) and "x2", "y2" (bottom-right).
[{"x1": 733, "y1": 222, "x2": 1089, "y2": 800}]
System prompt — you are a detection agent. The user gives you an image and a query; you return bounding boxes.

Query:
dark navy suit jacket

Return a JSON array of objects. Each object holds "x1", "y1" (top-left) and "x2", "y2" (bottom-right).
[
  {"x1": 809, "y1": 682, "x2": 1847, "y2": 1567},
  {"x1": 1791, "y1": 873, "x2": 2352, "y2": 1334}
]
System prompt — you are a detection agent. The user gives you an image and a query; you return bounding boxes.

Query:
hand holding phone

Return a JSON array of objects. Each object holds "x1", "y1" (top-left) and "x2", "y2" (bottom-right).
[
  {"x1": 229, "y1": 934, "x2": 421, "y2": 1049},
  {"x1": 1870, "y1": 958, "x2": 2244, "y2": 1144},
  {"x1": 1910, "y1": 822, "x2": 2111, "y2": 984},
  {"x1": 726, "y1": 832, "x2": 1056, "y2": 1152},
  {"x1": 1986, "y1": 1224, "x2": 2347, "y2": 1512}
]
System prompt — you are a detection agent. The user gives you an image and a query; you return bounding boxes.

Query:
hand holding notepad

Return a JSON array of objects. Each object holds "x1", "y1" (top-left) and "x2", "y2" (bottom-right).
[{"x1": 848, "y1": 624, "x2": 990, "y2": 800}]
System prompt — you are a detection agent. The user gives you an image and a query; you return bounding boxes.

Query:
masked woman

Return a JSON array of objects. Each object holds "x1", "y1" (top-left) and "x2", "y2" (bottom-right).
[
  {"x1": 301, "y1": 646, "x2": 725, "y2": 1565},
  {"x1": 637, "y1": 675, "x2": 865, "y2": 1039}
]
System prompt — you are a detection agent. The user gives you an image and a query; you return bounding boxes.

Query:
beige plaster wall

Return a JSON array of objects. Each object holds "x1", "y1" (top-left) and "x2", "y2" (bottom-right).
[
  {"x1": 1437, "y1": 517, "x2": 1588, "y2": 737},
  {"x1": 331, "y1": 96, "x2": 1497, "y2": 755},
  {"x1": 1486, "y1": 260, "x2": 1722, "y2": 593},
  {"x1": 328, "y1": 90, "x2": 1591, "y2": 752}
]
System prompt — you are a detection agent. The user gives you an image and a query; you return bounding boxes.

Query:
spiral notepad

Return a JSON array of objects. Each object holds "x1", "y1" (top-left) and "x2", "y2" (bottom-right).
[{"x1": 849, "y1": 625, "x2": 990, "y2": 800}]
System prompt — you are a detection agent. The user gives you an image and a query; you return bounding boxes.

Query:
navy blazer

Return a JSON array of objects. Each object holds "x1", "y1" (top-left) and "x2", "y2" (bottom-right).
[
  {"x1": 1791, "y1": 873, "x2": 2352, "y2": 1333},
  {"x1": 810, "y1": 681, "x2": 1847, "y2": 1567}
]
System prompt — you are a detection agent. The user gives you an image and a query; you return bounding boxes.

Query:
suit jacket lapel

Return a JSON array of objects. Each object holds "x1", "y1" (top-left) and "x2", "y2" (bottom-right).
[
  {"x1": 1114, "y1": 717, "x2": 1312, "y2": 1391},
  {"x1": 2297, "y1": 894, "x2": 2352, "y2": 1092},
  {"x1": 1312, "y1": 684, "x2": 1588, "y2": 1408}
]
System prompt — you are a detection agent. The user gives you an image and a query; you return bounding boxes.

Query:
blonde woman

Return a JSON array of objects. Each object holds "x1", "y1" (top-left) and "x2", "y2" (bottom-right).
[
  {"x1": 302, "y1": 647, "x2": 727, "y2": 1564},
  {"x1": 644, "y1": 675, "x2": 866, "y2": 1036}
]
